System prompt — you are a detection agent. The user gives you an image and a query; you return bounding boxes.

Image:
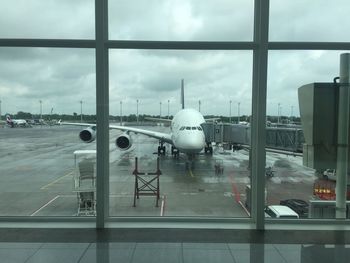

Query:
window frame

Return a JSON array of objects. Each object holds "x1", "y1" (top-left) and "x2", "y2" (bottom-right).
[{"x1": 0, "y1": 0, "x2": 349, "y2": 230}]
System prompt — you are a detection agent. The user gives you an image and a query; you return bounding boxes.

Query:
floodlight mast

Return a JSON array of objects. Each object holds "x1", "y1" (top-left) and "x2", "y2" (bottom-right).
[
  {"x1": 136, "y1": 99, "x2": 139, "y2": 124},
  {"x1": 39, "y1": 100, "x2": 42, "y2": 119},
  {"x1": 229, "y1": 100, "x2": 232, "y2": 123},
  {"x1": 237, "y1": 102, "x2": 241, "y2": 123},
  {"x1": 80, "y1": 100, "x2": 83, "y2": 122},
  {"x1": 167, "y1": 99, "x2": 170, "y2": 119},
  {"x1": 120, "y1": 101, "x2": 122, "y2": 125}
]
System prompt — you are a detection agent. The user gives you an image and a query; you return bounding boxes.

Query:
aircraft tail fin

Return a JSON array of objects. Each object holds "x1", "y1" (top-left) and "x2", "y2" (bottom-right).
[
  {"x1": 6, "y1": 115, "x2": 14, "y2": 127},
  {"x1": 6, "y1": 115, "x2": 11, "y2": 123},
  {"x1": 181, "y1": 79, "x2": 185, "y2": 109}
]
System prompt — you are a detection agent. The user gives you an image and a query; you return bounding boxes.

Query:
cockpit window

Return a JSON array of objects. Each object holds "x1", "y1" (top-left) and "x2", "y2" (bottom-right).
[
  {"x1": 197, "y1": 126, "x2": 202, "y2": 131},
  {"x1": 180, "y1": 127, "x2": 185, "y2": 130},
  {"x1": 191, "y1": 127, "x2": 196, "y2": 130},
  {"x1": 186, "y1": 127, "x2": 191, "y2": 130}
]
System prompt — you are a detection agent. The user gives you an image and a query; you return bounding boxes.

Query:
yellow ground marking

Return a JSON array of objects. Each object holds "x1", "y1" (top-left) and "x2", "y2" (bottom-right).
[
  {"x1": 188, "y1": 169, "x2": 195, "y2": 178},
  {"x1": 40, "y1": 170, "x2": 74, "y2": 190}
]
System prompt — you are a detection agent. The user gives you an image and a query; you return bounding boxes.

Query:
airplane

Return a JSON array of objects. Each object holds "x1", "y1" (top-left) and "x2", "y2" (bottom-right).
[
  {"x1": 61, "y1": 80, "x2": 214, "y2": 164},
  {"x1": 5, "y1": 115, "x2": 29, "y2": 128}
]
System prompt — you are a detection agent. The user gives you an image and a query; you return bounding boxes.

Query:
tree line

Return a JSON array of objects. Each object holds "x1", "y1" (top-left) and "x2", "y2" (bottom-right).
[{"x1": 7, "y1": 111, "x2": 300, "y2": 124}]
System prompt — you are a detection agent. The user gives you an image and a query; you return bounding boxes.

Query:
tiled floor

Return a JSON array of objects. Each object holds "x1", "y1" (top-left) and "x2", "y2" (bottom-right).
[
  {"x1": 0, "y1": 242, "x2": 350, "y2": 263},
  {"x1": 0, "y1": 229, "x2": 350, "y2": 263}
]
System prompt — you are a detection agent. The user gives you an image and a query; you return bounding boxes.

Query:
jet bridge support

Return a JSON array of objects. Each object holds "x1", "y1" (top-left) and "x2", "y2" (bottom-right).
[{"x1": 132, "y1": 157, "x2": 161, "y2": 207}]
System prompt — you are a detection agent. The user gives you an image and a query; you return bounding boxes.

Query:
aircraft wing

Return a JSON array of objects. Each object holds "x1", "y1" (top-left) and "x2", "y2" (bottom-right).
[
  {"x1": 144, "y1": 117, "x2": 172, "y2": 123},
  {"x1": 61, "y1": 122, "x2": 173, "y2": 144}
]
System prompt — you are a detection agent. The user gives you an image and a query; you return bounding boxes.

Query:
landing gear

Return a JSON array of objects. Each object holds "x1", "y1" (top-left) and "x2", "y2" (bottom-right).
[
  {"x1": 157, "y1": 141, "x2": 166, "y2": 155},
  {"x1": 171, "y1": 146, "x2": 179, "y2": 158},
  {"x1": 185, "y1": 154, "x2": 195, "y2": 170},
  {"x1": 204, "y1": 142, "x2": 213, "y2": 155}
]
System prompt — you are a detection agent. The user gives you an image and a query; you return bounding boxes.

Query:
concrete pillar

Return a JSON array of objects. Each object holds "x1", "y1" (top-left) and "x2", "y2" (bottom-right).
[{"x1": 336, "y1": 53, "x2": 350, "y2": 218}]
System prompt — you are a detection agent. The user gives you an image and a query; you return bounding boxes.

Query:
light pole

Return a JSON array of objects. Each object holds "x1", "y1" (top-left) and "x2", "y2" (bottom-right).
[
  {"x1": 198, "y1": 100, "x2": 201, "y2": 112},
  {"x1": 136, "y1": 99, "x2": 139, "y2": 124},
  {"x1": 229, "y1": 100, "x2": 232, "y2": 123},
  {"x1": 290, "y1": 105, "x2": 294, "y2": 123},
  {"x1": 0, "y1": 99, "x2": 2, "y2": 120},
  {"x1": 159, "y1": 102, "x2": 162, "y2": 117},
  {"x1": 80, "y1": 100, "x2": 83, "y2": 122},
  {"x1": 120, "y1": 101, "x2": 123, "y2": 125},
  {"x1": 39, "y1": 100, "x2": 42, "y2": 120},
  {"x1": 237, "y1": 102, "x2": 241, "y2": 123},
  {"x1": 167, "y1": 99, "x2": 170, "y2": 119},
  {"x1": 277, "y1": 103, "x2": 281, "y2": 124}
]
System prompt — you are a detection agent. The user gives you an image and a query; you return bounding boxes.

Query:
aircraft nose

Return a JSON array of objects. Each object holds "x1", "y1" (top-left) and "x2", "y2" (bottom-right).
[{"x1": 178, "y1": 133, "x2": 206, "y2": 153}]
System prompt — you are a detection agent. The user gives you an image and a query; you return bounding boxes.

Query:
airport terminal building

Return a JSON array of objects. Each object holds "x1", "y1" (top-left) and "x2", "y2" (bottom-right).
[{"x1": 0, "y1": 1, "x2": 350, "y2": 262}]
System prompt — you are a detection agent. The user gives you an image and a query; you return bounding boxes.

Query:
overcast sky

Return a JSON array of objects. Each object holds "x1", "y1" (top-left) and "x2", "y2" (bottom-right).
[{"x1": 0, "y1": 0, "x2": 349, "y2": 118}]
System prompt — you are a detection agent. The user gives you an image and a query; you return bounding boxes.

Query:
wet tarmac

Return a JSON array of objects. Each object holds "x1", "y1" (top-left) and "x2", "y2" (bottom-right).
[{"x1": 0, "y1": 125, "x2": 316, "y2": 218}]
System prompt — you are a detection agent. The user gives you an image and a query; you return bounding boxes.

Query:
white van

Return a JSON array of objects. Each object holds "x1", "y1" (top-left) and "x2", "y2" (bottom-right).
[
  {"x1": 323, "y1": 169, "x2": 336, "y2": 181},
  {"x1": 264, "y1": 205, "x2": 299, "y2": 219}
]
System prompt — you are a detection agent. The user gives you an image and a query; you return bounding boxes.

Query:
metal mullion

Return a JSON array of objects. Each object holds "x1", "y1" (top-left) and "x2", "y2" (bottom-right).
[
  {"x1": 0, "y1": 39, "x2": 95, "y2": 48},
  {"x1": 269, "y1": 42, "x2": 350, "y2": 50},
  {"x1": 106, "y1": 40, "x2": 256, "y2": 50},
  {"x1": 95, "y1": 0, "x2": 109, "y2": 229},
  {"x1": 251, "y1": 0, "x2": 269, "y2": 230}
]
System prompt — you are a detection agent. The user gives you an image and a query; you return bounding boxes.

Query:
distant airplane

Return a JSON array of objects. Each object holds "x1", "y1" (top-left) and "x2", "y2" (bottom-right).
[
  {"x1": 5, "y1": 115, "x2": 28, "y2": 128},
  {"x1": 62, "y1": 80, "x2": 214, "y2": 162}
]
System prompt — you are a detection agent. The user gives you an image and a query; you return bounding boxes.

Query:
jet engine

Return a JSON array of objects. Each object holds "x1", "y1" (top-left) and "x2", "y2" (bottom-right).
[
  {"x1": 115, "y1": 132, "x2": 132, "y2": 150},
  {"x1": 79, "y1": 127, "x2": 96, "y2": 143}
]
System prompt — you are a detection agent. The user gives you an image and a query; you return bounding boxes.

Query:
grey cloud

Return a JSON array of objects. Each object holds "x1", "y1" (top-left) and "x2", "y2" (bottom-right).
[
  {"x1": 0, "y1": 47, "x2": 95, "y2": 114},
  {"x1": 109, "y1": 0, "x2": 254, "y2": 41},
  {"x1": 0, "y1": 0, "x2": 349, "y2": 117},
  {"x1": 0, "y1": 0, "x2": 94, "y2": 39},
  {"x1": 269, "y1": 0, "x2": 350, "y2": 41}
]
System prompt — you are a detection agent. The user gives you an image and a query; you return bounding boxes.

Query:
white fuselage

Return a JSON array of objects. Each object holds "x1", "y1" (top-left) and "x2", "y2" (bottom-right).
[
  {"x1": 13, "y1": 119, "x2": 27, "y2": 125},
  {"x1": 170, "y1": 108, "x2": 206, "y2": 153},
  {"x1": 6, "y1": 116, "x2": 27, "y2": 126}
]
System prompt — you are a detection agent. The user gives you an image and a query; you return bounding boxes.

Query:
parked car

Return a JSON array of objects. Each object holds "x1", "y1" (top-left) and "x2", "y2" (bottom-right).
[
  {"x1": 323, "y1": 169, "x2": 336, "y2": 181},
  {"x1": 280, "y1": 199, "x2": 309, "y2": 218},
  {"x1": 264, "y1": 205, "x2": 299, "y2": 219}
]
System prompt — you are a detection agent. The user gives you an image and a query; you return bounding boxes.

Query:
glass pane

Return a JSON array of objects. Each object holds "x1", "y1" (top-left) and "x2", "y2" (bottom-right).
[
  {"x1": 266, "y1": 50, "x2": 350, "y2": 220},
  {"x1": 270, "y1": 0, "x2": 350, "y2": 42},
  {"x1": 109, "y1": 49, "x2": 252, "y2": 217},
  {"x1": 108, "y1": 0, "x2": 254, "y2": 41},
  {"x1": 0, "y1": 47, "x2": 96, "y2": 217},
  {"x1": 0, "y1": 0, "x2": 95, "y2": 39}
]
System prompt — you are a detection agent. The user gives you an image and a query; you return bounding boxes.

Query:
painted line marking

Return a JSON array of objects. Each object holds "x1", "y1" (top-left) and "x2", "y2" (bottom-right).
[
  {"x1": 229, "y1": 174, "x2": 241, "y2": 203},
  {"x1": 31, "y1": 195, "x2": 60, "y2": 216},
  {"x1": 188, "y1": 169, "x2": 195, "y2": 178},
  {"x1": 41, "y1": 170, "x2": 74, "y2": 190},
  {"x1": 239, "y1": 200, "x2": 251, "y2": 216},
  {"x1": 228, "y1": 172, "x2": 251, "y2": 217},
  {"x1": 160, "y1": 195, "x2": 166, "y2": 216}
]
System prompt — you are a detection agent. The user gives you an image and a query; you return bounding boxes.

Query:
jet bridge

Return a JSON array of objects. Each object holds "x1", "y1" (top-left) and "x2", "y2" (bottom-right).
[
  {"x1": 201, "y1": 123, "x2": 250, "y2": 146},
  {"x1": 201, "y1": 123, "x2": 304, "y2": 152}
]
